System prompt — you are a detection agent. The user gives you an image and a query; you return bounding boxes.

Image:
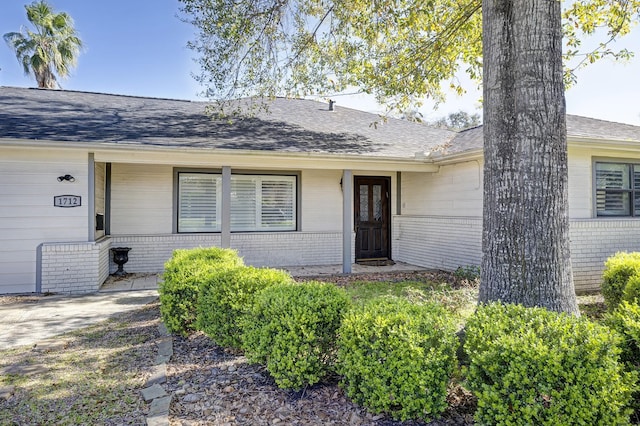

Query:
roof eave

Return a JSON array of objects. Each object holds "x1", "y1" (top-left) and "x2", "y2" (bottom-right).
[{"x1": 0, "y1": 138, "x2": 440, "y2": 172}]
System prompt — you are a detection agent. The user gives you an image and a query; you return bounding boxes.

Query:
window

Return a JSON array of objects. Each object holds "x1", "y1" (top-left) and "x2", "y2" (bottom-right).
[
  {"x1": 595, "y1": 162, "x2": 640, "y2": 217},
  {"x1": 177, "y1": 172, "x2": 297, "y2": 232},
  {"x1": 178, "y1": 173, "x2": 221, "y2": 232},
  {"x1": 231, "y1": 175, "x2": 296, "y2": 231}
]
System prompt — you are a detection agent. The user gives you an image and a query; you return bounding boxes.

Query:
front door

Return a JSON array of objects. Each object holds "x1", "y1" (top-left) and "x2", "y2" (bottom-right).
[{"x1": 354, "y1": 176, "x2": 390, "y2": 260}]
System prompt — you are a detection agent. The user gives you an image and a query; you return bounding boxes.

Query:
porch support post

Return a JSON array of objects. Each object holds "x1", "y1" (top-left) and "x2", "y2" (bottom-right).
[
  {"x1": 342, "y1": 169, "x2": 352, "y2": 274},
  {"x1": 221, "y1": 166, "x2": 231, "y2": 248},
  {"x1": 88, "y1": 153, "x2": 95, "y2": 242}
]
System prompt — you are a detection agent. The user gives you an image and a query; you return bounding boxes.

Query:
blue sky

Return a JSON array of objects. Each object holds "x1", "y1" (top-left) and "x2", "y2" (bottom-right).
[{"x1": 1, "y1": 0, "x2": 639, "y2": 125}]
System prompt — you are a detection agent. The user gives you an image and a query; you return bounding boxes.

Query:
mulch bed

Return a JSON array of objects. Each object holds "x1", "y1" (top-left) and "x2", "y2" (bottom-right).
[
  {"x1": 166, "y1": 333, "x2": 476, "y2": 426},
  {"x1": 166, "y1": 269, "x2": 477, "y2": 425}
]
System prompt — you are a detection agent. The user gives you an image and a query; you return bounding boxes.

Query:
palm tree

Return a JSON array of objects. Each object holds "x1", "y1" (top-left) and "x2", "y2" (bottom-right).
[{"x1": 4, "y1": 1, "x2": 82, "y2": 89}]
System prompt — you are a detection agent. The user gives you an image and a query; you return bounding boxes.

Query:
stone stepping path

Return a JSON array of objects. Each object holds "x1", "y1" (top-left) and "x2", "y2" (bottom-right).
[{"x1": 142, "y1": 322, "x2": 173, "y2": 426}]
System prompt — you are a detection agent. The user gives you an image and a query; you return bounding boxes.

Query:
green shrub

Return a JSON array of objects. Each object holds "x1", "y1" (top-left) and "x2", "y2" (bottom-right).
[
  {"x1": 336, "y1": 298, "x2": 458, "y2": 422},
  {"x1": 602, "y1": 252, "x2": 640, "y2": 310},
  {"x1": 465, "y1": 303, "x2": 636, "y2": 426},
  {"x1": 196, "y1": 266, "x2": 293, "y2": 348},
  {"x1": 606, "y1": 300, "x2": 640, "y2": 369},
  {"x1": 453, "y1": 265, "x2": 481, "y2": 281},
  {"x1": 242, "y1": 281, "x2": 351, "y2": 390},
  {"x1": 159, "y1": 247, "x2": 243, "y2": 335},
  {"x1": 606, "y1": 301, "x2": 640, "y2": 420},
  {"x1": 622, "y1": 274, "x2": 640, "y2": 305}
]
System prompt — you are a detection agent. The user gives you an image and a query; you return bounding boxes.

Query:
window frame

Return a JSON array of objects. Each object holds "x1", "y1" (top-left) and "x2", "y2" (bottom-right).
[
  {"x1": 173, "y1": 168, "x2": 301, "y2": 233},
  {"x1": 593, "y1": 159, "x2": 640, "y2": 218}
]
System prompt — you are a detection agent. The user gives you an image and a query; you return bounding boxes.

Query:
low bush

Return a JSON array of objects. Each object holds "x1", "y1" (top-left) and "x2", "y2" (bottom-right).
[
  {"x1": 336, "y1": 297, "x2": 458, "y2": 422},
  {"x1": 453, "y1": 265, "x2": 481, "y2": 282},
  {"x1": 606, "y1": 300, "x2": 640, "y2": 369},
  {"x1": 607, "y1": 300, "x2": 640, "y2": 421},
  {"x1": 622, "y1": 274, "x2": 640, "y2": 305},
  {"x1": 159, "y1": 247, "x2": 243, "y2": 335},
  {"x1": 242, "y1": 281, "x2": 351, "y2": 390},
  {"x1": 196, "y1": 266, "x2": 293, "y2": 349},
  {"x1": 602, "y1": 252, "x2": 640, "y2": 311},
  {"x1": 465, "y1": 303, "x2": 636, "y2": 426}
]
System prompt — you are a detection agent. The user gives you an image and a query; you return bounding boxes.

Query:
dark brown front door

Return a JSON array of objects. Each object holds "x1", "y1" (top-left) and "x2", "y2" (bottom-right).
[{"x1": 355, "y1": 176, "x2": 390, "y2": 260}]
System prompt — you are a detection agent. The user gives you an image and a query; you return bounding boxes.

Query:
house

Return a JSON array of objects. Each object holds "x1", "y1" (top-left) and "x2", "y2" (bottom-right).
[{"x1": 1, "y1": 86, "x2": 640, "y2": 294}]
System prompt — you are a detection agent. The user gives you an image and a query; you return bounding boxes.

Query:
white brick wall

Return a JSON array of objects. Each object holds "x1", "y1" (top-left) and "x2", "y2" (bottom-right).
[
  {"x1": 110, "y1": 232, "x2": 351, "y2": 273},
  {"x1": 394, "y1": 215, "x2": 640, "y2": 294},
  {"x1": 40, "y1": 239, "x2": 111, "y2": 294},
  {"x1": 570, "y1": 219, "x2": 640, "y2": 293},
  {"x1": 230, "y1": 232, "x2": 349, "y2": 267},
  {"x1": 393, "y1": 215, "x2": 482, "y2": 271},
  {"x1": 109, "y1": 234, "x2": 223, "y2": 273}
]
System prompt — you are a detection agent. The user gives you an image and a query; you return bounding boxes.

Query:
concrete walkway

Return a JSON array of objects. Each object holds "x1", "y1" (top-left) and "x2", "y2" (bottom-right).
[
  {"x1": 0, "y1": 262, "x2": 425, "y2": 350},
  {"x1": 0, "y1": 274, "x2": 159, "y2": 350}
]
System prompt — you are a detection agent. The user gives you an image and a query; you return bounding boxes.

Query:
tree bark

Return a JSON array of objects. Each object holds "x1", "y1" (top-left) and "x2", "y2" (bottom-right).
[{"x1": 480, "y1": 0, "x2": 578, "y2": 313}]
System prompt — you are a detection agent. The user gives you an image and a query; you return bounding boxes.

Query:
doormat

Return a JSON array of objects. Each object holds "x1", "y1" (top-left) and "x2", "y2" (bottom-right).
[{"x1": 356, "y1": 259, "x2": 396, "y2": 267}]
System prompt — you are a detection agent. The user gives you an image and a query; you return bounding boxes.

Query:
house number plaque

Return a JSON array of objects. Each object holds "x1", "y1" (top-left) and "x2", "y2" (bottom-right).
[{"x1": 54, "y1": 195, "x2": 82, "y2": 208}]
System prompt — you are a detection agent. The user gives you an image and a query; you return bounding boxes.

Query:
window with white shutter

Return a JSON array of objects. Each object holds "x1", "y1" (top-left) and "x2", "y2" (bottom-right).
[
  {"x1": 595, "y1": 162, "x2": 640, "y2": 217},
  {"x1": 178, "y1": 173, "x2": 221, "y2": 232},
  {"x1": 231, "y1": 175, "x2": 296, "y2": 231},
  {"x1": 177, "y1": 172, "x2": 297, "y2": 233}
]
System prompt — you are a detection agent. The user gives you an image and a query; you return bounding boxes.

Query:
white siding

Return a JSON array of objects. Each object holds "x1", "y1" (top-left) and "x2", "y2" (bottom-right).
[
  {"x1": 567, "y1": 147, "x2": 593, "y2": 219},
  {"x1": 567, "y1": 146, "x2": 640, "y2": 219},
  {"x1": 110, "y1": 163, "x2": 173, "y2": 234},
  {"x1": 401, "y1": 161, "x2": 483, "y2": 217},
  {"x1": 0, "y1": 148, "x2": 88, "y2": 293},
  {"x1": 301, "y1": 169, "x2": 343, "y2": 232}
]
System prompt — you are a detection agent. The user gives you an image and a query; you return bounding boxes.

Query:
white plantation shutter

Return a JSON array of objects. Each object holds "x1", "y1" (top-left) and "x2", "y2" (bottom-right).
[
  {"x1": 231, "y1": 175, "x2": 296, "y2": 231},
  {"x1": 178, "y1": 173, "x2": 221, "y2": 232},
  {"x1": 231, "y1": 176, "x2": 258, "y2": 231},
  {"x1": 595, "y1": 163, "x2": 632, "y2": 216},
  {"x1": 261, "y1": 178, "x2": 296, "y2": 229},
  {"x1": 177, "y1": 173, "x2": 297, "y2": 232}
]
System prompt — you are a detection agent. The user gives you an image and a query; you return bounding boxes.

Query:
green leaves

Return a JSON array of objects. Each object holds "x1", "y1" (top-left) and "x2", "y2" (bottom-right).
[
  {"x1": 336, "y1": 297, "x2": 457, "y2": 421},
  {"x1": 242, "y1": 281, "x2": 351, "y2": 390},
  {"x1": 465, "y1": 303, "x2": 636, "y2": 425},
  {"x1": 4, "y1": 1, "x2": 82, "y2": 88},
  {"x1": 196, "y1": 266, "x2": 293, "y2": 348},
  {"x1": 180, "y1": 0, "x2": 639, "y2": 113},
  {"x1": 158, "y1": 247, "x2": 244, "y2": 335},
  {"x1": 602, "y1": 252, "x2": 640, "y2": 311}
]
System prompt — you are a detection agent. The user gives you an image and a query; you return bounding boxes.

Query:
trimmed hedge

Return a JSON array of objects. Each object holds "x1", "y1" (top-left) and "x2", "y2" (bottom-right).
[
  {"x1": 196, "y1": 266, "x2": 293, "y2": 349},
  {"x1": 622, "y1": 274, "x2": 640, "y2": 305},
  {"x1": 465, "y1": 303, "x2": 636, "y2": 425},
  {"x1": 336, "y1": 298, "x2": 458, "y2": 422},
  {"x1": 606, "y1": 300, "x2": 640, "y2": 369},
  {"x1": 602, "y1": 252, "x2": 640, "y2": 311},
  {"x1": 242, "y1": 281, "x2": 351, "y2": 390},
  {"x1": 159, "y1": 247, "x2": 243, "y2": 335}
]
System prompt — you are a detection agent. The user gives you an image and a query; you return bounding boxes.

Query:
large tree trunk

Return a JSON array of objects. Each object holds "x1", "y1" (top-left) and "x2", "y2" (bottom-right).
[{"x1": 480, "y1": 0, "x2": 578, "y2": 313}]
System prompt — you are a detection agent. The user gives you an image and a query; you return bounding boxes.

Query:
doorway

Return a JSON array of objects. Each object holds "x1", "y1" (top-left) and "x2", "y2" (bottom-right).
[{"x1": 354, "y1": 176, "x2": 391, "y2": 260}]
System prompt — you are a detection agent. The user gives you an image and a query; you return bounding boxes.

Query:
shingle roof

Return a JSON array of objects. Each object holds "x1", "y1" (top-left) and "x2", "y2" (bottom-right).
[
  {"x1": 0, "y1": 86, "x2": 455, "y2": 159},
  {"x1": 451, "y1": 115, "x2": 640, "y2": 152},
  {"x1": 3, "y1": 87, "x2": 639, "y2": 159}
]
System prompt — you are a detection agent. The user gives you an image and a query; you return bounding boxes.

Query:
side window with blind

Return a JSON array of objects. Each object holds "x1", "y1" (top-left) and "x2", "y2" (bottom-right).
[
  {"x1": 178, "y1": 173, "x2": 222, "y2": 232},
  {"x1": 595, "y1": 162, "x2": 640, "y2": 217},
  {"x1": 231, "y1": 175, "x2": 296, "y2": 231},
  {"x1": 177, "y1": 172, "x2": 297, "y2": 233}
]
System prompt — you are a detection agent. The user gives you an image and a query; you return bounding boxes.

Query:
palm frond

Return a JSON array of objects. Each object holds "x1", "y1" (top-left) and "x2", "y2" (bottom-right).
[{"x1": 3, "y1": 0, "x2": 82, "y2": 88}]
